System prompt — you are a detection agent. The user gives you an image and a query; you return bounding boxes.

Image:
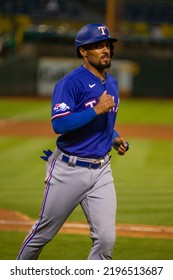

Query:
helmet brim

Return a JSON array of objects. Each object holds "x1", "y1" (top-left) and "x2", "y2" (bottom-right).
[
  {"x1": 76, "y1": 37, "x2": 118, "y2": 58},
  {"x1": 75, "y1": 36, "x2": 117, "y2": 47}
]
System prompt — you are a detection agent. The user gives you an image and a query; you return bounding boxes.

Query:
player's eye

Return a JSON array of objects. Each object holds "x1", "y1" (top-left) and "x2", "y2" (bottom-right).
[
  {"x1": 94, "y1": 43, "x2": 111, "y2": 49},
  {"x1": 105, "y1": 43, "x2": 111, "y2": 49},
  {"x1": 93, "y1": 44, "x2": 102, "y2": 49}
]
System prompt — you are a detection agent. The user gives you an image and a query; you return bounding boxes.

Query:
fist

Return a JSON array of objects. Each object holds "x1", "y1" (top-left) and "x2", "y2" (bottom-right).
[
  {"x1": 113, "y1": 137, "x2": 129, "y2": 156},
  {"x1": 94, "y1": 91, "x2": 115, "y2": 115}
]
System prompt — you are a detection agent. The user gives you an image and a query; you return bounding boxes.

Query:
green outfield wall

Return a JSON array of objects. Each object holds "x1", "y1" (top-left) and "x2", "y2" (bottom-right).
[
  {"x1": 0, "y1": 55, "x2": 172, "y2": 97},
  {"x1": 0, "y1": 56, "x2": 37, "y2": 96}
]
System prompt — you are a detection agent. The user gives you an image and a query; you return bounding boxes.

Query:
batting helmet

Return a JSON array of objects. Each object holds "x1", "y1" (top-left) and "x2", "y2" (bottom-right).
[{"x1": 75, "y1": 23, "x2": 118, "y2": 58}]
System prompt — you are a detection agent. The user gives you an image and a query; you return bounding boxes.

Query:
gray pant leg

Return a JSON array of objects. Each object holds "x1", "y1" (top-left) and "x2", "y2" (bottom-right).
[
  {"x1": 17, "y1": 156, "x2": 92, "y2": 260},
  {"x1": 81, "y1": 163, "x2": 116, "y2": 260}
]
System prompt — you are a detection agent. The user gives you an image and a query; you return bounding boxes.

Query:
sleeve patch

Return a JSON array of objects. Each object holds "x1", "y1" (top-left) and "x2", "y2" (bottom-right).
[{"x1": 54, "y1": 102, "x2": 70, "y2": 112}]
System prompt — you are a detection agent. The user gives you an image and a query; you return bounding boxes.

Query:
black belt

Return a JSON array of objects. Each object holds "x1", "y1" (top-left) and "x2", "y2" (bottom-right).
[{"x1": 61, "y1": 154, "x2": 110, "y2": 169}]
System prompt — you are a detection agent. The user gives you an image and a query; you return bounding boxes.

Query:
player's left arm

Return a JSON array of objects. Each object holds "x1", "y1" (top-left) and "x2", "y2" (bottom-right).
[{"x1": 112, "y1": 129, "x2": 129, "y2": 156}]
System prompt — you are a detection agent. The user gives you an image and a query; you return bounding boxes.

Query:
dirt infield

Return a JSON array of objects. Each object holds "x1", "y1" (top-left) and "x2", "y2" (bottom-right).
[
  {"x1": 0, "y1": 120, "x2": 173, "y2": 139},
  {"x1": 1, "y1": 209, "x2": 173, "y2": 239}
]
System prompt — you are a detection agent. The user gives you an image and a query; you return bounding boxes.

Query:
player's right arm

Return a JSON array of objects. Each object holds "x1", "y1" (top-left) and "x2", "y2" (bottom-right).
[
  {"x1": 51, "y1": 76, "x2": 115, "y2": 134},
  {"x1": 51, "y1": 83, "x2": 115, "y2": 134},
  {"x1": 52, "y1": 108, "x2": 97, "y2": 134},
  {"x1": 93, "y1": 90, "x2": 115, "y2": 115},
  {"x1": 52, "y1": 90, "x2": 114, "y2": 134}
]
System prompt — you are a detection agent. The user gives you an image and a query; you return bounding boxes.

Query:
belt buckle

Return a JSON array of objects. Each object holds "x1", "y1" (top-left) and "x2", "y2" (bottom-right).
[
  {"x1": 99, "y1": 154, "x2": 111, "y2": 168},
  {"x1": 89, "y1": 162, "x2": 101, "y2": 169},
  {"x1": 86, "y1": 155, "x2": 110, "y2": 169},
  {"x1": 99, "y1": 159, "x2": 105, "y2": 168},
  {"x1": 92, "y1": 158, "x2": 104, "y2": 169}
]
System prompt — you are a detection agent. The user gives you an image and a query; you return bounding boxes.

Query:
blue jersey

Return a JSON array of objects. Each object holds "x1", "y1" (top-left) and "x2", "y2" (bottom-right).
[{"x1": 51, "y1": 65, "x2": 119, "y2": 158}]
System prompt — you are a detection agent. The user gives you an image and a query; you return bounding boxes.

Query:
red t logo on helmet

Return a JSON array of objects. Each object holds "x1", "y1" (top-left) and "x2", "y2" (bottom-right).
[{"x1": 98, "y1": 26, "x2": 106, "y2": 35}]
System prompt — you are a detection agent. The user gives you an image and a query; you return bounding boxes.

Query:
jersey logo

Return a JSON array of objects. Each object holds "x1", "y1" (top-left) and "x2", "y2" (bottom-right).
[
  {"x1": 85, "y1": 99, "x2": 97, "y2": 108},
  {"x1": 89, "y1": 83, "x2": 96, "y2": 88},
  {"x1": 54, "y1": 102, "x2": 70, "y2": 112}
]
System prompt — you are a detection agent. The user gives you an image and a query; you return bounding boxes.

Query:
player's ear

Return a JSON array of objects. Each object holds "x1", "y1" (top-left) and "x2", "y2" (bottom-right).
[{"x1": 79, "y1": 47, "x2": 87, "y2": 58}]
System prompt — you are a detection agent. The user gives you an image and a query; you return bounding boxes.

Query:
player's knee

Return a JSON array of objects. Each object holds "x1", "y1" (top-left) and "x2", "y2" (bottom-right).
[{"x1": 102, "y1": 229, "x2": 116, "y2": 245}]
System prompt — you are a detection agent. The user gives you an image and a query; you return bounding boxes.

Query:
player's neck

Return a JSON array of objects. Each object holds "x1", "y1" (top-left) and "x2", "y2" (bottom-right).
[{"x1": 83, "y1": 64, "x2": 106, "y2": 82}]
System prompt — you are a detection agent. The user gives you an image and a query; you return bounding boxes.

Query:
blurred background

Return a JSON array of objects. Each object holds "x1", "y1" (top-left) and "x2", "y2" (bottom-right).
[{"x1": 0, "y1": 0, "x2": 173, "y2": 98}]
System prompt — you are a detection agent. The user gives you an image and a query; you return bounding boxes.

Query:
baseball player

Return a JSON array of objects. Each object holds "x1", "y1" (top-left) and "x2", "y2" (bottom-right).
[{"x1": 17, "y1": 23, "x2": 129, "y2": 260}]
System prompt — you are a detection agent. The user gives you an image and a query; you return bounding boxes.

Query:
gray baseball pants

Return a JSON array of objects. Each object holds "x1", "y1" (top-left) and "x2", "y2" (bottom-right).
[{"x1": 17, "y1": 148, "x2": 117, "y2": 260}]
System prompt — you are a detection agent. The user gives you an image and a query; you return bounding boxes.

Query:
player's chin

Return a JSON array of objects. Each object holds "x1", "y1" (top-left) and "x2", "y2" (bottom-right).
[
  {"x1": 101, "y1": 61, "x2": 111, "y2": 69},
  {"x1": 104, "y1": 58, "x2": 111, "y2": 66}
]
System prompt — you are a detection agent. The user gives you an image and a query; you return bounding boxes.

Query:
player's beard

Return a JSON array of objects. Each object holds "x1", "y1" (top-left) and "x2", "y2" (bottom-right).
[{"x1": 90, "y1": 58, "x2": 111, "y2": 70}]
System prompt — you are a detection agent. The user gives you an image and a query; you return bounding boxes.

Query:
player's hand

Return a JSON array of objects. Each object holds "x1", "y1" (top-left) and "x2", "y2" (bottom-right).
[
  {"x1": 94, "y1": 90, "x2": 115, "y2": 115},
  {"x1": 113, "y1": 136, "x2": 129, "y2": 156}
]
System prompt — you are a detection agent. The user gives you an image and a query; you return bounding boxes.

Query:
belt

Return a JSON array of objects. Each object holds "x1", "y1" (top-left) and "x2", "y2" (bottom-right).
[{"x1": 56, "y1": 150, "x2": 111, "y2": 169}]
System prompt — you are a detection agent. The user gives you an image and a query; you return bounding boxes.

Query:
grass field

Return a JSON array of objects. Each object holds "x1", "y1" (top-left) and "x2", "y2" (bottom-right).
[
  {"x1": 1, "y1": 232, "x2": 173, "y2": 260},
  {"x1": 0, "y1": 97, "x2": 173, "y2": 260}
]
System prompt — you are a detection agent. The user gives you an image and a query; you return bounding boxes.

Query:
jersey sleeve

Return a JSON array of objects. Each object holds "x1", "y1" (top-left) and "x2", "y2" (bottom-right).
[
  {"x1": 51, "y1": 76, "x2": 97, "y2": 134},
  {"x1": 51, "y1": 78, "x2": 77, "y2": 121},
  {"x1": 52, "y1": 108, "x2": 97, "y2": 134}
]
